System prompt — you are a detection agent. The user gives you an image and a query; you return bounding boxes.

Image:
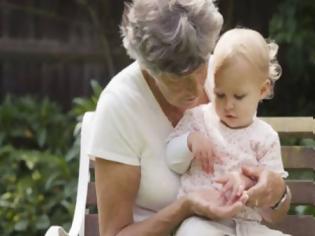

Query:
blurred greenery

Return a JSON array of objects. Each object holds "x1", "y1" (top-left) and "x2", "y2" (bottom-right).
[
  {"x1": 266, "y1": 0, "x2": 315, "y2": 115},
  {"x1": 0, "y1": 146, "x2": 77, "y2": 235},
  {"x1": 0, "y1": 81, "x2": 101, "y2": 236},
  {"x1": 0, "y1": 95, "x2": 74, "y2": 153}
]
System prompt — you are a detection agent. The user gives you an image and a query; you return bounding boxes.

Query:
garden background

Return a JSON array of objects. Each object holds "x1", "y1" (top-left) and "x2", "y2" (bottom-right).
[{"x1": 0, "y1": 0, "x2": 314, "y2": 235}]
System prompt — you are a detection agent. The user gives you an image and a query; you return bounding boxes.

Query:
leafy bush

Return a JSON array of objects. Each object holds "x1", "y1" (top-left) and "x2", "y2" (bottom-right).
[
  {"x1": 0, "y1": 96, "x2": 78, "y2": 236},
  {"x1": 0, "y1": 146, "x2": 77, "y2": 236},
  {"x1": 268, "y1": 0, "x2": 315, "y2": 115},
  {"x1": 0, "y1": 95, "x2": 74, "y2": 154},
  {"x1": 71, "y1": 80, "x2": 102, "y2": 118},
  {"x1": 0, "y1": 80, "x2": 102, "y2": 236}
]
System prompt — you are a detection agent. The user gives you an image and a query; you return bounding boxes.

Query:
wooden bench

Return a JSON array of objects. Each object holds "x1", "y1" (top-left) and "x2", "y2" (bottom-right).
[{"x1": 45, "y1": 113, "x2": 314, "y2": 236}]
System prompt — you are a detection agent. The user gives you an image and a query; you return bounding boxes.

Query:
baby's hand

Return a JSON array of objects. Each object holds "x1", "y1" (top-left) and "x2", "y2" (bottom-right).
[
  {"x1": 188, "y1": 132, "x2": 217, "y2": 173},
  {"x1": 215, "y1": 171, "x2": 254, "y2": 205}
]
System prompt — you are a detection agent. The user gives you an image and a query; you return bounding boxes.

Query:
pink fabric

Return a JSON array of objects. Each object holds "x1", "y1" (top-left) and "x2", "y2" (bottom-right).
[{"x1": 169, "y1": 103, "x2": 288, "y2": 221}]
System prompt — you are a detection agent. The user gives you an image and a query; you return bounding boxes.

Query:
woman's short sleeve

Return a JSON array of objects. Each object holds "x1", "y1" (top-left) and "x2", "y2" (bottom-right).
[{"x1": 88, "y1": 92, "x2": 141, "y2": 166}]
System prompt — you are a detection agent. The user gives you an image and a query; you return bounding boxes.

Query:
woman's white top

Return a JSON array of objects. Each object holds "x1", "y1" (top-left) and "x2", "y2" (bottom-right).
[{"x1": 88, "y1": 61, "x2": 180, "y2": 222}]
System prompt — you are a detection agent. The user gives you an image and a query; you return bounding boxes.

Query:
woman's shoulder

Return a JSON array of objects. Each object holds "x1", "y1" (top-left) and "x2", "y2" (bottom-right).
[
  {"x1": 97, "y1": 61, "x2": 150, "y2": 111},
  {"x1": 105, "y1": 61, "x2": 143, "y2": 96}
]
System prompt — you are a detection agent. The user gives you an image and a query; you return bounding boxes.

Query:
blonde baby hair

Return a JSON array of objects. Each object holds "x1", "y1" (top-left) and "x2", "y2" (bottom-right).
[{"x1": 212, "y1": 28, "x2": 282, "y2": 99}]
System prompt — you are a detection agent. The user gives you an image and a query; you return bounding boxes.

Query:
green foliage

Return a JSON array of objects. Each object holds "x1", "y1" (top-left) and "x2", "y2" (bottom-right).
[
  {"x1": 0, "y1": 95, "x2": 74, "y2": 154},
  {"x1": 268, "y1": 0, "x2": 315, "y2": 115},
  {"x1": 71, "y1": 80, "x2": 102, "y2": 118},
  {"x1": 0, "y1": 96, "x2": 78, "y2": 236},
  {"x1": 0, "y1": 146, "x2": 77, "y2": 236},
  {"x1": 269, "y1": 0, "x2": 315, "y2": 76},
  {"x1": 0, "y1": 80, "x2": 102, "y2": 236}
]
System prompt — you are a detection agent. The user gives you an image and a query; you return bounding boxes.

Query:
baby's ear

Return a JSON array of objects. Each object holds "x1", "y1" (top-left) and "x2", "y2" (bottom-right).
[{"x1": 260, "y1": 80, "x2": 271, "y2": 99}]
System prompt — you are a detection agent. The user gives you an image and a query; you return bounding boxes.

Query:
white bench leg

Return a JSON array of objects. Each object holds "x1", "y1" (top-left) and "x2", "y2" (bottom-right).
[{"x1": 45, "y1": 226, "x2": 69, "y2": 236}]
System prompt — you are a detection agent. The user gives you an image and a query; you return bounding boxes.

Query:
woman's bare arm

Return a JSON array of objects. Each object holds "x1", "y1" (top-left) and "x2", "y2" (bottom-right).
[
  {"x1": 95, "y1": 158, "x2": 192, "y2": 236},
  {"x1": 242, "y1": 166, "x2": 291, "y2": 223},
  {"x1": 95, "y1": 158, "x2": 246, "y2": 236},
  {"x1": 259, "y1": 186, "x2": 291, "y2": 223}
]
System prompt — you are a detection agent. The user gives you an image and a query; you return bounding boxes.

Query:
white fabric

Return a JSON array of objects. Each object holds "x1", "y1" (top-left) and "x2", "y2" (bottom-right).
[
  {"x1": 88, "y1": 61, "x2": 181, "y2": 222},
  {"x1": 166, "y1": 103, "x2": 288, "y2": 222},
  {"x1": 175, "y1": 217, "x2": 291, "y2": 236},
  {"x1": 165, "y1": 132, "x2": 193, "y2": 174}
]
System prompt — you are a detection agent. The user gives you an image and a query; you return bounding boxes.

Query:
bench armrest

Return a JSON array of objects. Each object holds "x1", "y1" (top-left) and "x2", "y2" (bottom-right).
[{"x1": 45, "y1": 112, "x2": 95, "y2": 236}]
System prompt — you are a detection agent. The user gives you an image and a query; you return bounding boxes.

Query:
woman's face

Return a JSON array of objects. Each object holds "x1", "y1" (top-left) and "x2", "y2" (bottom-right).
[{"x1": 154, "y1": 63, "x2": 208, "y2": 109}]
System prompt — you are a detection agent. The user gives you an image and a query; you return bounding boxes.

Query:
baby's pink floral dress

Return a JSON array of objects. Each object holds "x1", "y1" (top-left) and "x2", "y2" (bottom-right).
[{"x1": 168, "y1": 103, "x2": 288, "y2": 222}]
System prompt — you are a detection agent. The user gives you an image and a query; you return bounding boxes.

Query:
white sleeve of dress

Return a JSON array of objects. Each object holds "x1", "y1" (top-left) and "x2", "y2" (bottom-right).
[
  {"x1": 166, "y1": 108, "x2": 205, "y2": 174},
  {"x1": 258, "y1": 131, "x2": 288, "y2": 178}
]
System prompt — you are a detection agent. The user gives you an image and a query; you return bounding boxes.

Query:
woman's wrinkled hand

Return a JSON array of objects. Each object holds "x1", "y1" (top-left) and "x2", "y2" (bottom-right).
[
  {"x1": 241, "y1": 166, "x2": 285, "y2": 208},
  {"x1": 186, "y1": 188, "x2": 247, "y2": 220}
]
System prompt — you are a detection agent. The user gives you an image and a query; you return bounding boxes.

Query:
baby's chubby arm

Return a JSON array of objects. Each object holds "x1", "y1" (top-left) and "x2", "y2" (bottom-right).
[{"x1": 166, "y1": 131, "x2": 218, "y2": 174}]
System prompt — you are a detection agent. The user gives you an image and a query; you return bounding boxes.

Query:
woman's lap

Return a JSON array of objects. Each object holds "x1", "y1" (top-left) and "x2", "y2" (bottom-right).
[
  {"x1": 175, "y1": 216, "x2": 235, "y2": 236},
  {"x1": 175, "y1": 216, "x2": 291, "y2": 236}
]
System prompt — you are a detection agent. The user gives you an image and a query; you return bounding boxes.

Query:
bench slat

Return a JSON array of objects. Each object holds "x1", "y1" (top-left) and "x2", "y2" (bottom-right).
[
  {"x1": 261, "y1": 117, "x2": 314, "y2": 137},
  {"x1": 287, "y1": 180, "x2": 315, "y2": 205},
  {"x1": 282, "y1": 147, "x2": 315, "y2": 170},
  {"x1": 269, "y1": 215, "x2": 315, "y2": 236},
  {"x1": 85, "y1": 214, "x2": 99, "y2": 236},
  {"x1": 87, "y1": 182, "x2": 97, "y2": 206}
]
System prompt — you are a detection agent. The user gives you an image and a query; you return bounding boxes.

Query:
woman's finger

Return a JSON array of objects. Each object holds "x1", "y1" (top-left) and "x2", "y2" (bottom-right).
[{"x1": 241, "y1": 165, "x2": 261, "y2": 181}]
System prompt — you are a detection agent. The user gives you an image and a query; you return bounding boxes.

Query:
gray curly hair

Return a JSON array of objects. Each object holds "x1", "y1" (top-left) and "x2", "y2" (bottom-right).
[{"x1": 121, "y1": 0, "x2": 223, "y2": 76}]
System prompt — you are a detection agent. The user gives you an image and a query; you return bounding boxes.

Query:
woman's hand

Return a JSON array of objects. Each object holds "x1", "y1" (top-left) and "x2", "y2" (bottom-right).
[
  {"x1": 188, "y1": 132, "x2": 219, "y2": 173},
  {"x1": 186, "y1": 188, "x2": 247, "y2": 220},
  {"x1": 241, "y1": 166, "x2": 286, "y2": 208}
]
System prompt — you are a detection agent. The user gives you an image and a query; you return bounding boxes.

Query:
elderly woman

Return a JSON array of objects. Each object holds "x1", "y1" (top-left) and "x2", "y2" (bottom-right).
[{"x1": 88, "y1": 0, "x2": 290, "y2": 236}]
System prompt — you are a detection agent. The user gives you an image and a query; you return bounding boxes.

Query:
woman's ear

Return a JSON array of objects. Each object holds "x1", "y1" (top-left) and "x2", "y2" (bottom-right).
[{"x1": 260, "y1": 79, "x2": 271, "y2": 99}]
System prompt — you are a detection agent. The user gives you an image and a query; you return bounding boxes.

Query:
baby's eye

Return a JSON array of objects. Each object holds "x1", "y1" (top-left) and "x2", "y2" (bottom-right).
[
  {"x1": 234, "y1": 94, "x2": 246, "y2": 100},
  {"x1": 215, "y1": 93, "x2": 225, "y2": 99}
]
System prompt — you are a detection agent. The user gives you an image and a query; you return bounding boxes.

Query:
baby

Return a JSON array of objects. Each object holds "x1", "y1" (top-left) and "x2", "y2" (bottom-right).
[{"x1": 166, "y1": 28, "x2": 288, "y2": 223}]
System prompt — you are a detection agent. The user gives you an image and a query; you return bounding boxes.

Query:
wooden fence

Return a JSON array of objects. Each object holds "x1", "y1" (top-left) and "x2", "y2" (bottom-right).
[
  {"x1": 0, "y1": 0, "x2": 286, "y2": 110},
  {"x1": 0, "y1": 0, "x2": 127, "y2": 110}
]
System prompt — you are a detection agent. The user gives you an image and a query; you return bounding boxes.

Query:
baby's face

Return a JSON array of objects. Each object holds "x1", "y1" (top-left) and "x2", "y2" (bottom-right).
[{"x1": 213, "y1": 60, "x2": 269, "y2": 128}]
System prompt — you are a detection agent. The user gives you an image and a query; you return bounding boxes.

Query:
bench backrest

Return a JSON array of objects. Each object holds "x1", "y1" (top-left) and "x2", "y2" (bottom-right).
[{"x1": 82, "y1": 114, "x2": 314, "y2": 236}]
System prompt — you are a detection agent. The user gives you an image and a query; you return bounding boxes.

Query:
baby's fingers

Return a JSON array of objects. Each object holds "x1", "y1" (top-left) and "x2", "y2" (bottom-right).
[
  {"x1": 208, "y1": 159, "x2": 214, "y2": 173},
  {"x1": 214, "y1": 176, "x2": 228, "y2": 185},
  {"x1": 201, "y1": 157, "x2": 210, "y2": 173},
  {"x1": 227, "y1": 185, "x2": 243, "y2": 205},
  {"x1": 237, "y1": 184, "x2": 245, "y2": 197}
]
